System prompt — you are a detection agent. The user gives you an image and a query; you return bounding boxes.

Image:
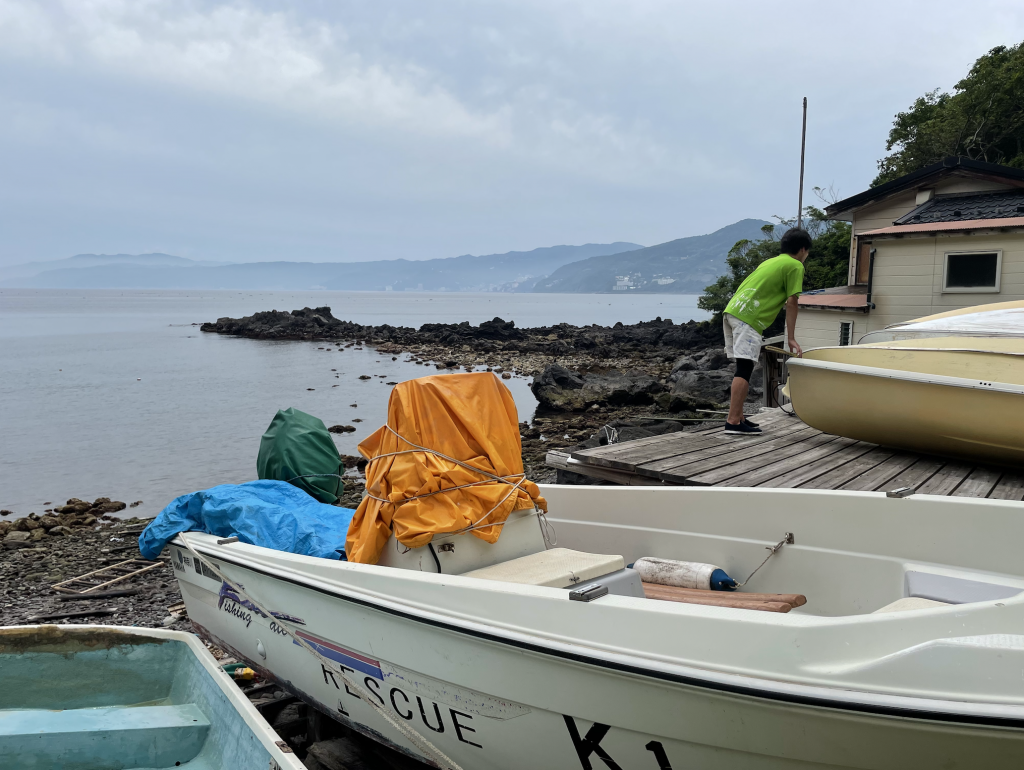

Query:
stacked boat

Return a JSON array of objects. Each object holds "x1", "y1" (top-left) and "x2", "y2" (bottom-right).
[{"x1": 787, "y1": 300, "x2": 1024, "y2": 465}]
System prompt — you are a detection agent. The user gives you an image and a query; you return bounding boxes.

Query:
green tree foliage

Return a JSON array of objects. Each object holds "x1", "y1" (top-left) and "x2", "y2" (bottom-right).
[
  {"x1": 698, "y1": 206, "x2": 852, "y2": 335},
  {"x1": 874, "y1": 42, "x2": 1024, "y2": 185}
]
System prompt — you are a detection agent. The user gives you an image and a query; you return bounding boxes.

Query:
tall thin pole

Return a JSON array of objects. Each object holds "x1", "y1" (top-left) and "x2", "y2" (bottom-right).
[{"x1": 797, "y1": 96, "x2": 807, "y2": 229}]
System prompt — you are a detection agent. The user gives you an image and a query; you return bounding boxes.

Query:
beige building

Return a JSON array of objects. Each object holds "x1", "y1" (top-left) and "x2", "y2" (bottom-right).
[{"x1": 795, "y1": 157, "x2": 1024, "y2": 349}]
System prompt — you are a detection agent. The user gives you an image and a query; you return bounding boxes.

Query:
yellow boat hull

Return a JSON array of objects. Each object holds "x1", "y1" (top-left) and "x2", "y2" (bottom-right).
[{"x1": 787, "y1": 339, "x2": 1024, "y2": 467}]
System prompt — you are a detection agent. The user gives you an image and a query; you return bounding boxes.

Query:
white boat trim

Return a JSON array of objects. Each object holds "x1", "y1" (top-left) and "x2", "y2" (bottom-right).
[
  {"x1": 188, "y1": 539, "x2": 1024, "y2": 731},
  {"x1": 787, "y1": 357, "x2": 1024, "y2": 396}
]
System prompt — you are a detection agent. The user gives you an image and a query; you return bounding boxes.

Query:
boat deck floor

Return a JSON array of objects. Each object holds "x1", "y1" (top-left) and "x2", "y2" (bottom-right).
[{"x1": 547, "y1": 409, "x2": 1024, "y2": 499}]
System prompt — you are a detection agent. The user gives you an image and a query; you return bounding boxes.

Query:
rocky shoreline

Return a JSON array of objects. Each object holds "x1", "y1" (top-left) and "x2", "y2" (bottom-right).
[
  {"x1": 0, "y1": 499, "x2": 184, "y2": 628},
  {"x1": 203, "y1": 306, "x2": 763, "y2": 481}
]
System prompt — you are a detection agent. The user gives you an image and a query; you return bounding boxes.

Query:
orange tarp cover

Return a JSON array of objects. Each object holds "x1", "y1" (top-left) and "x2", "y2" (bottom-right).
[{"x1": 345, "y1": 372, "x2": 547, "y2": 565}]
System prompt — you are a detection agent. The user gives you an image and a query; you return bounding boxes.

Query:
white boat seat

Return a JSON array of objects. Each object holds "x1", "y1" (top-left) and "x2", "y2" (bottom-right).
[
  {"x1": 873, "y1": 597, "x2": 951, "y2": 614},
  {"x1": 906, "y1": 571, "x2": 1023, "y2": 604},
  {"x1": 460, "y1": 547, "x2": 624, "y2": 588},
  {"x1": 375, "y1": 507, "x2": 548, "y2": 574}
]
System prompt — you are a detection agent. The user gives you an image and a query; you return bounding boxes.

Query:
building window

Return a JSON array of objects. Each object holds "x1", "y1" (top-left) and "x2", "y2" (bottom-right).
[
  {"x1": 943, "y1": 251, "x2": 1001, "y2": 293},
  {"x1": 838, "y1": 321, "x2": 854, "y2": 346}
]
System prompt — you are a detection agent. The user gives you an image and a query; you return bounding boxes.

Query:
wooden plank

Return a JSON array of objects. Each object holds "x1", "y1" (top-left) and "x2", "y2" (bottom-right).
[
  {"x1": 989, "y1": 473, "x2": 1024, "y2": 501},
  {"x1": 642, "y1": 424, "x2": 822, "y2": 476},
  {"x1": 702, "y1": 437, "x2": 859, "y2": 488},
  {"x1": 868, "y1": 456, "x2": 946, "y2": 495},
  {"x1": 839, "y1": 452, "x2": 919, "y2": 492},
  {"x1": 799, "y1": 446, "x2": 895, "y2": 490},
  {"x1": 642, "y1": 584, "x2": 792, "y2": 612},
  {"x1": 916, "y1": 462, "x2": 974, "y2": 496},
  {"x1": 685, "y1": 433, "x2": 845, "y2": 486},
  {"x1": 767, "y1": 442, "x2": 880, "y2": 489},
  {"x1": 571, "y1": 432, "x2": 728, "y2": 470},
  {"x1": 544, "y1": 451, "x2": 667, "y2": 486},
  {"x1": 951, "y1": 466, "x2": 1003, "y2": 498},
  {"x1": 641, "y1": 584, "x2": 806, "y2": 607},
  {"x1": 572, "y1": 410, "x2": 807, "y2": 470}
]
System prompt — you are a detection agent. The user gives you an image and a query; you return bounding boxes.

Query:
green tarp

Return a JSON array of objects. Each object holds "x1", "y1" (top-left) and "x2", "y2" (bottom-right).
[{"x1": 257, "y1": 408, "x2": 344, "y2": 504}]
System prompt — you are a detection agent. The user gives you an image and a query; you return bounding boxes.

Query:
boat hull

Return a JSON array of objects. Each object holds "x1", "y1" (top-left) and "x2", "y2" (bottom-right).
[
  {"x1": 787, "y1": 344, "x2": 1024, "y2": 465},
  {"x1": 171, "y1": 542, "x2": 1024, "y2": 770}
]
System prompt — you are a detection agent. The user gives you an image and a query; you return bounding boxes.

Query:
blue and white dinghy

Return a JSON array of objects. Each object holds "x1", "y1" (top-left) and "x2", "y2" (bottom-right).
[{"x1": 0, "y1": 624, "x2": 304, "y2": 770}]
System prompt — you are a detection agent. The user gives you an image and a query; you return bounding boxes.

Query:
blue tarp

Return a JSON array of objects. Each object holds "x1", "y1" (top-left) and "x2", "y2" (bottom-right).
[{"x1": 139, "y1": 480, "x2": 355, "y2": 561}]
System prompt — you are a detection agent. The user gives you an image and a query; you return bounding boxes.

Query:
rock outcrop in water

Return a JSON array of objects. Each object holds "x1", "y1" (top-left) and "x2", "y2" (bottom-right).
[{"x1": 200, "y1": 306, "x2": 724, "y2": 358}]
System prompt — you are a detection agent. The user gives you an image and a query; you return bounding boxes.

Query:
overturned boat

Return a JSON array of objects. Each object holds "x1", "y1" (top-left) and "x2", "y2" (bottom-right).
[
  {"x1": 0, "y1": 624, "x2": 304, "y2": 769},
  {"x1": 786, "y1": 332, "x2": 1024, "y2": 465}
]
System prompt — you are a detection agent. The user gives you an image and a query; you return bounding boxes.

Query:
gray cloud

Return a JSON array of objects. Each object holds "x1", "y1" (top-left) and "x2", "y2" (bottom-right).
[{"x1": 1, "y1": 0, "x2": 1023, "y2": 265}]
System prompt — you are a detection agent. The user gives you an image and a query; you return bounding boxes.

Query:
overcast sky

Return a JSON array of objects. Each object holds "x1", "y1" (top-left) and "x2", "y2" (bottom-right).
[{"x1": 2, "y1": 1, "x2": 1024, "y2": 266}]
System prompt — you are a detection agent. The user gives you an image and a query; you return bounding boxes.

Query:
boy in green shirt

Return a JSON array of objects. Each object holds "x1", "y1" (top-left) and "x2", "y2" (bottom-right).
[{"x1": 722, "y1": 228, "x2": 811, "y2": 434}]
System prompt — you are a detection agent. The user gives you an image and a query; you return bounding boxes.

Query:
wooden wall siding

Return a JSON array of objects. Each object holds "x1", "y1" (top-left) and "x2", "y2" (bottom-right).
[
  {"x1": 563, "y1": 411, "x2": 1024, "y2": 500},
  {"x1": 931, "y1": 178, "x2": 1014, "y2": 196},
  {"x1": 851, "y1": 191, "x2": 918, "y2": 234},
  {"x1": 799, "y1": 231, "x2": 1024, "y2": 342}
]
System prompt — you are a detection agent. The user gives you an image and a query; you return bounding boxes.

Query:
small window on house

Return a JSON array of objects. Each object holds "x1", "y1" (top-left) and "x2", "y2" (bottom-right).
[
  {"x1": 838, "y1": 321, "x2": 854, "y2": 346},
  {"x1": 943, "y1": 251, "x2": 1001, "y2": 293}
]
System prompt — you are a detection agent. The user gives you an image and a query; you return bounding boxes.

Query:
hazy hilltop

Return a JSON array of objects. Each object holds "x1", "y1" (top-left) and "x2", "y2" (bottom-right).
[
  {"x1": 533, "y1": 219, "x2": 772, "y2": 293},
  {"x1": 0, "y1": 253, "x2": 232, "y2": 282},
  {"x1": 3, "y1": 220, "x2": 773, "y2": 293},
  {"x1": 5, "y1": 243, "x2": 642, "y2": 292}
]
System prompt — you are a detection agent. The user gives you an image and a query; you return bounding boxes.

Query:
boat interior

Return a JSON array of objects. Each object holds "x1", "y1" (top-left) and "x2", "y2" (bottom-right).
[
  {"x1": 372, "y1": 485, "x2": 1024, "y2": 619},
  {"x1": 0, "y1": 625, "x2": 281, "y2": 770}
]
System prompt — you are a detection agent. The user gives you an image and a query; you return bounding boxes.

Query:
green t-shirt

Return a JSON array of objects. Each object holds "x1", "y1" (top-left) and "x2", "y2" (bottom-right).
[{"x1": 724, "y1": 254, "x2": 804, "y2": 334}]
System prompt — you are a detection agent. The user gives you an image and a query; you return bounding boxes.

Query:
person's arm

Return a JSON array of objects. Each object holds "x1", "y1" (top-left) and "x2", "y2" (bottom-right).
[{"x1": 785, "y1": 295, "x2": 803, "y2": 357}]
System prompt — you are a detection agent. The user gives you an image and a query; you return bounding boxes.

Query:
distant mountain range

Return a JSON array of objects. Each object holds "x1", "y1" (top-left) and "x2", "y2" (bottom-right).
[
  {"x1": 533, "y1": 219, "x2": 771, "y2": 293},
  {"x1": 1, "y1": 219, "x2": 771, "y2": 293},
  {"x1": 1, "y1": 244, "x2": 642, "y2": 292}
]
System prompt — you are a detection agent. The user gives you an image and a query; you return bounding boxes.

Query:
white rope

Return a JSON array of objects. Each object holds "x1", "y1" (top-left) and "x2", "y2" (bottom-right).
[
  {"x1": 363, "y1": 425, "x2": 546, "y2": 538},
  {"x1": 177, "y1": 532, "x2": 465, "y2": 770}
]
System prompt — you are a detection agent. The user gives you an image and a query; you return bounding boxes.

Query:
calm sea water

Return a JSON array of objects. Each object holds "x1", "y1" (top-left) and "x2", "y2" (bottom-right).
[{"x1": 0, "y1": 289, "x2": 707, "y2": 517}]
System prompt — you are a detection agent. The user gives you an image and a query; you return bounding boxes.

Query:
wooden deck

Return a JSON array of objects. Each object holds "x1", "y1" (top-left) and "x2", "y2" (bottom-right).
[{"x1": 547, "y1": 409, "x2": 1024, "y2": 500}]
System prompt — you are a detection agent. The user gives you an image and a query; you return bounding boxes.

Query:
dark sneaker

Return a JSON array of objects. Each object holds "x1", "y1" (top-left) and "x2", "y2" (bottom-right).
[
  {"x1": 743, "y1": 417, "x2": 759, "y2": 428},
  {"x1": 725, "y1": 421, "x2": 762, "y2": 434}
]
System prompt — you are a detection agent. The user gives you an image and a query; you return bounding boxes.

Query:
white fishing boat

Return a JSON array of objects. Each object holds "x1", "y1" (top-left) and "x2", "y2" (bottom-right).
[
  {"x1": 0, "y1": 624, "x2": 304, "y2": 769},
  {"x1": 169, "y1": 483, "x2": 1024, "y2": 770}
]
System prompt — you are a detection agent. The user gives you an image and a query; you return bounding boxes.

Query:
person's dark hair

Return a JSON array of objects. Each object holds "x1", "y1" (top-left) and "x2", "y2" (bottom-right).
[{"x1": 780, "y1": 227, "x2": 812, "y2": 256}]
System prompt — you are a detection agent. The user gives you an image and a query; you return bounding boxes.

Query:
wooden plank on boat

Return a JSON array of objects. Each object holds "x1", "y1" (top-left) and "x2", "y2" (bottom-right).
[
  {"x1": 642, "y1": 584, "x2": 806, "y2": 607},
  {"x1": 642, "y1": 583, "x2": 794, "y2": 612},
  {"x1": 989, "y1": 473, "x2": 1024, "y2": 501},
  {"x1": 800, "y1": 446, "x2": 894, "y2": 490},
  {"x1": 767, "y1": 441, "x2": 880, "y2": 489},
  {"x1": 951, "y1": 466, "x2": 1003, "y2": 498},
  {"x1": 689, "y1": 434, "x2": 851, "y2": 487},
  {"x1": 916, "y1": 462, "x2": 974, "y2": 496},
  {"x1": 838, "y1": 451, "x2": 919, "y2": 492}
]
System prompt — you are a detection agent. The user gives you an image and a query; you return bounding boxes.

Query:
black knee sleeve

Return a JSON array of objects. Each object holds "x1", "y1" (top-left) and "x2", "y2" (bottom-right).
[{"x1": 734, "y1": 358, "x2": 755, "y2": 382}]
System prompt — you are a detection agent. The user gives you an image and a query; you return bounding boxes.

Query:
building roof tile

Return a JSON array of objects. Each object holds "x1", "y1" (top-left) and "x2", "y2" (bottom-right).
[{"x1": 895, "y1": 190, "x2": 1024, "y2": 225}]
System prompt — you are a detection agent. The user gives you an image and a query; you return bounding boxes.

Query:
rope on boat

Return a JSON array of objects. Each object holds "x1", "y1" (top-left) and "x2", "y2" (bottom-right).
[
  {"x1": 363, "y1": 425, "x2": 555, "y2": 542},
  {"x1": 176, "y1": 532, "x2": 466, "y2": 770},
  {"x1": 736, "y1": 532, "x2": 794, "y2": 588}
]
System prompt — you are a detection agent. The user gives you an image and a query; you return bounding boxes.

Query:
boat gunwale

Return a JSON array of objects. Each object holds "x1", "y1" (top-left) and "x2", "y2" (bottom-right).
[
  {"x1": 183, "y1": 538, "x2": 1024, "y2": 732},
  {"x1": 787, "y1": 356, "x2": 1024, "y2": 395}
]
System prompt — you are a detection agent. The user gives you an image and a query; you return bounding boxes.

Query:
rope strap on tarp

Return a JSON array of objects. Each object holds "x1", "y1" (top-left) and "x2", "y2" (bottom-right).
[{"x1": 363, "y1": 425, "x2": 552, "y2": 541}]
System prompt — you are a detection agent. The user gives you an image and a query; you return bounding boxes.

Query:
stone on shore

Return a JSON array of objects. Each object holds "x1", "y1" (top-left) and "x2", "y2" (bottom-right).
[{"x1": 531, "y1": 364, "x2": 666, "y2": 411}]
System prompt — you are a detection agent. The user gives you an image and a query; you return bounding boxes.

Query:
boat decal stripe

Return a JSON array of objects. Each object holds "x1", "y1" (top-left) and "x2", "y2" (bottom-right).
[
  {"x1": 294, "y1": 630, "x2": 383, "y2": 679},
  {"x1": 202, "y1": 548, "x2": 1024, "y2": 731}
]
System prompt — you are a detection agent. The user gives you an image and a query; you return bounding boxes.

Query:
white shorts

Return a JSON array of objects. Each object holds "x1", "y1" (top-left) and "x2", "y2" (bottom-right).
[{"x1": 723, "y1": 314, "x2": 762, "y2": 361}]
